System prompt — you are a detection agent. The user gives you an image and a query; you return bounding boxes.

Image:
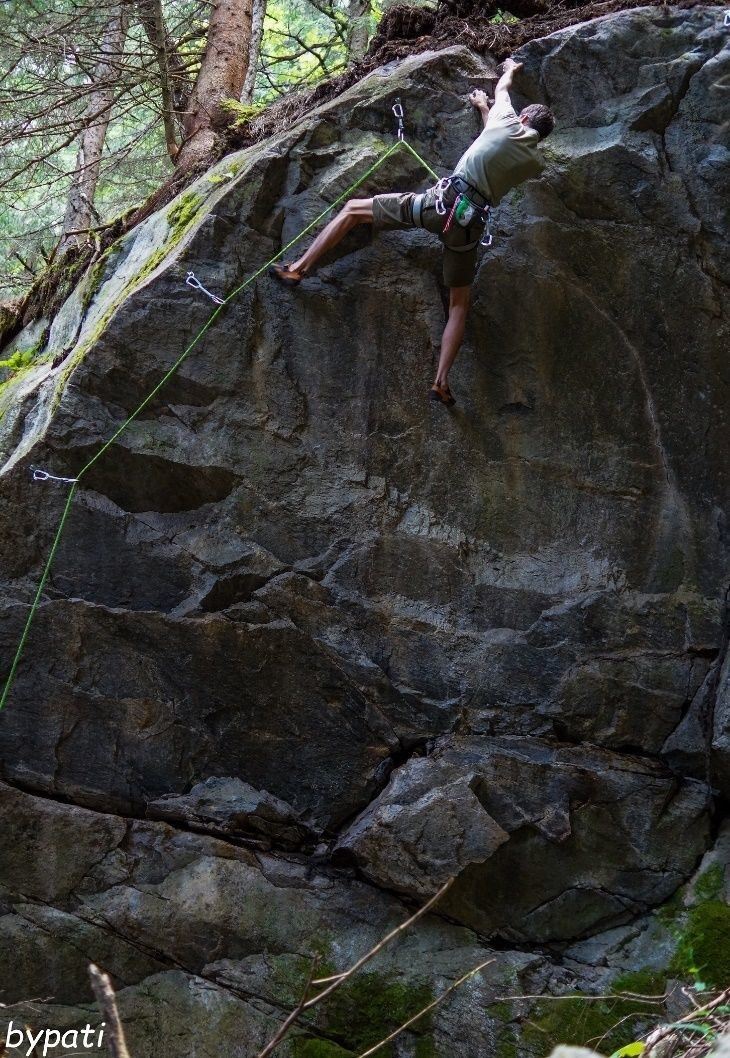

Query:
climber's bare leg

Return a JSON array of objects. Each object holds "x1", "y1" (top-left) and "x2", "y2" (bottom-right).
[
  {"x1": 434, "y1": 285, "x2": 471, "y2": 388},
  {"x1": 286, "y1": 198, "x2": 374, "y2": 277}
]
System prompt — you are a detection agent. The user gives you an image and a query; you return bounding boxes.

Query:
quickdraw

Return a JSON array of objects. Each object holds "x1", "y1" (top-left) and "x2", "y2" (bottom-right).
[
  {"x1": 29, "y1": 466, "x2": 79, "y2": 485},
  {"x1": 186, "y1": 270, "x2": 224, "y2": 304}
]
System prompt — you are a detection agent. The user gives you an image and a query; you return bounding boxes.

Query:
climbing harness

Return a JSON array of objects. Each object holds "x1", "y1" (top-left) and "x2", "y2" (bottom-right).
[
  {"x1": 392, "y1": 98, "x2": 405, "y2": 141},
  {"x1": 0, "y1": 134, "x2": 440, "y2": 712},
  {"x1": 186, "y1": 271, "x2": 224, "y2": 305},
  {"x1": 434, "y1": 174, "x2": 493, "y2": 248},
  {"x1": 30, "y1": 467, "x2": 79, "y2": 485}
]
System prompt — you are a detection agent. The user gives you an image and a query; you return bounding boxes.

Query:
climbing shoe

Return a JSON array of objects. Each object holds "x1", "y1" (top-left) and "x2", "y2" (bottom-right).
[
  {"x1": 269, "y1": 263, "x2": 305, "y2": 286},
  {"x1": 429, "y1": 383, "x2": 456, "y2": 407}
]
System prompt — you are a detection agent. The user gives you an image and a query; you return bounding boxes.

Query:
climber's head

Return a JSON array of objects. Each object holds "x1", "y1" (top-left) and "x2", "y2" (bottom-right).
[{"x1": 519, "y1": 104, "x2": 555, "y2": 141}]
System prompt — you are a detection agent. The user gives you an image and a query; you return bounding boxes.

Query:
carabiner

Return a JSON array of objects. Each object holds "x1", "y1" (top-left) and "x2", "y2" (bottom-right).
[
  {"x1": 392, "y1": 98, "x2": 405, "y2": 141},
  {"x1": 480, "y1": 210, "x2": 493, "y2": 248}
]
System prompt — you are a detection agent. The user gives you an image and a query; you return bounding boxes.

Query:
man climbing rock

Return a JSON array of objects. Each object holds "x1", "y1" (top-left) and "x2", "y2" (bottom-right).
[{"x1": 270, "y1": 58, "x2": 554, "y2": 406}]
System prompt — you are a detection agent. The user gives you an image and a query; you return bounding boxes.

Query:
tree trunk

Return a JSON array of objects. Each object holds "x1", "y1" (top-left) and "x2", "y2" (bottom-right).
[
  {"x1": 347, "y1": 0, "x2": 371, "y2": 63},
  {"x1": 60, "y1": 4, "x2": 129, "y2": 249},
  {"x1": 137, "y1": 0, "x2": 193, "y2": 158},
  {"x1": 241, "y1": 0, "x2": 266, "y2": 104},
  {"x1": 178, "y1": 0, "x2": 254, "y2": 169}
]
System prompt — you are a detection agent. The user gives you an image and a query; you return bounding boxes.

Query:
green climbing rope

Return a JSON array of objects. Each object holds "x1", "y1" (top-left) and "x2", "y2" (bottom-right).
[{"x1": 0, "y1": 137, "x2": 440, "y2": 711}]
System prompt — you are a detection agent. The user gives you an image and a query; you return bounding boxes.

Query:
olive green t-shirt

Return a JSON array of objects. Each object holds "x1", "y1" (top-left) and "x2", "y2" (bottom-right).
[{"x1": 453, "y1": 96, "x2": 543, "y2": 205}]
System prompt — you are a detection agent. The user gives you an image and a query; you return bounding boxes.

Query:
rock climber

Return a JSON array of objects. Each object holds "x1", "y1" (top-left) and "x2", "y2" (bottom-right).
[{"x1": 269, "y1": 58, "x2": 554, "y2": 407}]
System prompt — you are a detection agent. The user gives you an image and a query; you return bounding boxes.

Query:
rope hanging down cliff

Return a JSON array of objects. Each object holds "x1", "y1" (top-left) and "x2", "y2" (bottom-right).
[{"x1": 0, "y1": 123, "x2": 440, "y2": 712}]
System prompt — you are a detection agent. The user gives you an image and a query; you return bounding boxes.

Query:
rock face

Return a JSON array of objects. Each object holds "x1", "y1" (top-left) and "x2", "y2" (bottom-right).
[
  {"x1": 0, "y1": 6, "x2": 728, "y2": 1056},
  {"x1": 335, "y1": 736, "x2": 710, "y2": 940}
]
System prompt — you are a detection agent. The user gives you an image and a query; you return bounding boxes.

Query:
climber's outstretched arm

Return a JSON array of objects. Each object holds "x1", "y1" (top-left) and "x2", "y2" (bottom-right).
[{"x1": 494, "y1": 57, "x2": 523, "y2": 106}]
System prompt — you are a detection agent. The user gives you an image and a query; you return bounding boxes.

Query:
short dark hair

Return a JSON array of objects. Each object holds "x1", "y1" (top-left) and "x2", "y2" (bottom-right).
[{"x1": 520, "y1": 104, "x2": 555, "y2": 140}]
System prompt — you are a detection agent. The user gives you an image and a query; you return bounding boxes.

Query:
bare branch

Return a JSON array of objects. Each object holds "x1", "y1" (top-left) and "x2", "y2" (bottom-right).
[
  {"x1": 255, "y1": 878, "x2": 455, "y2": 1058},
  {"x1": 88, "y1": 964, "x2": 131, "y2": 1058},
  {"x1": 355, "y1": 957, "x2": 496, "y2": 1058}
]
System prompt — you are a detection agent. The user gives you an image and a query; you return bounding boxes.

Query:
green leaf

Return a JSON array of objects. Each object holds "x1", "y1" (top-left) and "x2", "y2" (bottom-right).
[{"x1": 610, "y1": 1042, "x2": 646, "y2": 1058}]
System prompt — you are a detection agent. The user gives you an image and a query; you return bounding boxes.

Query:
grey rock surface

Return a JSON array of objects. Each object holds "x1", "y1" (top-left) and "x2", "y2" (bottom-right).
[
  {"x1": 0, "y1": 5, "x2": 728, "y2": 1056},
  {"x1": 336, "y1": 735, "x2": 711, "y2": 939},
  {"x1": 0, "y1": 781, "x2": 544, "y2": 1057},
  {"x1": 147, "y1": 776, "x2": 318, "y2": 847},
  {"x1": 712, "y1": 650, "x2": 730, "y2": 796}
]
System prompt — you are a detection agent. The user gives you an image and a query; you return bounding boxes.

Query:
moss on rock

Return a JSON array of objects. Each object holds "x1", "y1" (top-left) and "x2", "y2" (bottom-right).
[
  {"x1": 521, "y1": 972, "x2": 667, "y2": 1057},
  {"x1": 611, "y1": 970, "x2": 667, "y2": 996},
  {"x1": 670, "y1": 901, "x2": 730, "y2": 988},
  {"x1": 270, "y1": 954, "x2": 435, "y2": 1058},
  {"x1": 693, "y1": 864, "x2": 725, "y2": 904},
  {"x1": 219, "y1": 97, "x2": 265, "y2": 130},
  {"x1": 167, "y1": 190, "x2": 205, "y2": 233},
  {"x1": 80, "y1": 249, "x2": 114, "y2": 311}
]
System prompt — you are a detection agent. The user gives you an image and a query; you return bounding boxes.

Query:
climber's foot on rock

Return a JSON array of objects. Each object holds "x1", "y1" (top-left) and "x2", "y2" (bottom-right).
[
  {"x1": 429, "y1": 382, "x2": 456, "y2": 407},
  {"x1": 269, "y1": 263, "x2": 306, "y2": 286}
]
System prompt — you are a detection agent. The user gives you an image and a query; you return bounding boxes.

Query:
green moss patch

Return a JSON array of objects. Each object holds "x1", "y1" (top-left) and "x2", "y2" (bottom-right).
[
  {"x1": 611, "y1": 970, "x2": 667, "y2": 996},
  {"x1": 656, "y1": 888, "x2": 684, "y2": 926},
  {"x1": 219, "y1": 97, "x2": 266, "y2": 130},
  {"x1": 80, "y1": 248, "x2": 114, "y2": 311},
  {"x1": 495, "y1": 1029, "x2": 519, "y2": 1058},
  {"x1": 51, "y1": 187, "x2": 209, "y2": 401},
  {"x1": 324, "y1": 971, "x2": 433, "y2": 1056},
  {"x1": 693, "y1": 864, "x2": 725, "y2": 904},
  {"x1": 489, "y1": 1001, "x2": 516, "y2": 1023},
  {"x1": 670, "y1": 901, "x2": 730, "y2": 989},
  {"x1": 167, "y1": 190, "x2": 205, "y2": 232},
  {"x1": 271, "y1": 955, "x2": 435, "y2": 1058},
  {"x1": 522, "y1": 972, "x2": 666, "y2": 1056}
]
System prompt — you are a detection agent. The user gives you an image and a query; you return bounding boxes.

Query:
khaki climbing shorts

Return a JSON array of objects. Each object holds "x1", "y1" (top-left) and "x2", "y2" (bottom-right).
[{"x1": 372, "y1": 186, "x2": 485, "y2": 288}]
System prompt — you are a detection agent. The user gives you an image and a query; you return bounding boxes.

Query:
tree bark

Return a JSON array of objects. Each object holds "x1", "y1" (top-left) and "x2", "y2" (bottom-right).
[
  {"x1": 347, "y1": 0, "x2": 371, "y2": 63},
  {"x1": 241, "y1": 0, "x2": 266, "y2": 103},
  {"x1": 60, "y1": 4, "x2": 129, "y2": 249},
  {"x1": 136, "y1": 0, "x2": 193, "y2": 158},
  {"x1": 178, "y1": 0, "x2": 254, "y2": 169}
]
